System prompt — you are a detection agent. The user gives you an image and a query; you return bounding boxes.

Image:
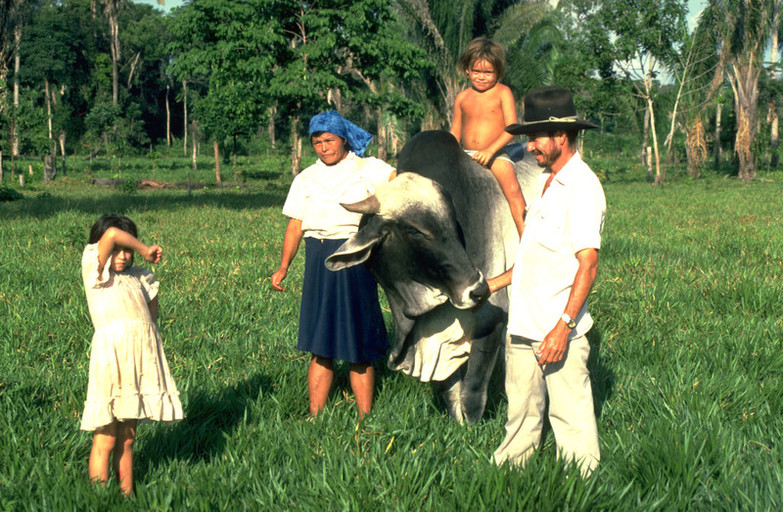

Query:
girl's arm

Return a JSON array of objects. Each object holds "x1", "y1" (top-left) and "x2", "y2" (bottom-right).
[
  {"x1": 271, "y1": 218, "x2": 304, "y2": 292},
  {"x1": 96, "y1": 227, "x2": 162, "y2": 271},
  {"x1": 449, "y1": 93, "x2": 464, "y2": 144}
]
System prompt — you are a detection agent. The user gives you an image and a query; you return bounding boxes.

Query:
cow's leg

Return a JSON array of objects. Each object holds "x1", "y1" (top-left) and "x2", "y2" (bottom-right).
[
  {"x1": 460, "y1": 323, "x2": 503, "y2": 423},
  {"x1": 433, "y1": 371, "x2": 464, "y2": 423}
]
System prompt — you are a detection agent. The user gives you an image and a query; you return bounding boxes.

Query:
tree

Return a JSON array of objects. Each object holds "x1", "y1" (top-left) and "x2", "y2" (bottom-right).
[
  {"x1": 585, "y1": 0, "x2": 687, "y2": 186},
  {"x1": 1, "y1": 0, "x2": 36, "y2": 178},
  {"x1": 699, "y1": 0, "x2": 778, "y2": 180},
  {"x1": 17, "y1": 1, "x2": 93, "y2": 172},
  {"x1": 169, "y1": 0, "x2": 280, "y2": 180}
]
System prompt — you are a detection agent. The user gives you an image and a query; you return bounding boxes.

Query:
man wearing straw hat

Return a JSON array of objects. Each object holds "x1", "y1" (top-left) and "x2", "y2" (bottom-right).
[{"x1": 489, "y1": 86, "x2": 606, "y2": 477}]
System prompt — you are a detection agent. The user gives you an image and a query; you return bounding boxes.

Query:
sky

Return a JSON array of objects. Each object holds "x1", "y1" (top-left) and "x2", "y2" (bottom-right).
[
  {"x1": 134, "y1": 0, "x2": 185, "y2": 13},
  {"x1": 135, "y1": 0, "x2": 708, "y2": 26}
]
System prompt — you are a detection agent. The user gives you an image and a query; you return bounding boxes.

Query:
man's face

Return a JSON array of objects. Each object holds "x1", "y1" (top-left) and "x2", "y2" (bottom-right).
[{"x1": 526, "y1": 131, "x2": 563, "y2": 169}]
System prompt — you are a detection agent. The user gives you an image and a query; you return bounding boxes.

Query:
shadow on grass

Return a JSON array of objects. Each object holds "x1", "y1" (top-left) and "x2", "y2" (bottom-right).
[
  {"x1": 3, "y1": 188, "x2": 286, "y2": 221},
  {"x1": 135, "y1": 372, "x2": 272, "y2": 478},
  {"x1": 587, "y1": 328, "x2": 615, "y2": 420}
]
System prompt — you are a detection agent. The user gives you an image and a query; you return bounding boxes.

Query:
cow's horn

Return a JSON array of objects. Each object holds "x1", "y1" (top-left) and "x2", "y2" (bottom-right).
[{"x1": 341, "y1": 195, "x2": 380, "y2": 215}]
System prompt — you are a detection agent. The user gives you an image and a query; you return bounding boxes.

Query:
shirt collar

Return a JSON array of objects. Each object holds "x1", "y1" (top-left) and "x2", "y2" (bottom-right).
[{"x1": 551, "y1": 151, "x2": 582, "y2": 186}]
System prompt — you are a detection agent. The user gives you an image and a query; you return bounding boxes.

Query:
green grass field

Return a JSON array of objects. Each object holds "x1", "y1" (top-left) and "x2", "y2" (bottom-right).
[{"x1": 1, "y1": 154, "x2": 782, "y2": 511}]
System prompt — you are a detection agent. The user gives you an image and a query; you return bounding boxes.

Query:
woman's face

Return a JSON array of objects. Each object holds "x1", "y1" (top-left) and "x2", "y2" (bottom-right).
[{"x1": 311, "y1": 132, "x2": 348, "y2": 166}]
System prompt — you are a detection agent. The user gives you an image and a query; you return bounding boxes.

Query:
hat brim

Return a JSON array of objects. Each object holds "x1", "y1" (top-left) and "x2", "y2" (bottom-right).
[{"x1": 506, "y1": 119, "x2": 598, "y2": 135}]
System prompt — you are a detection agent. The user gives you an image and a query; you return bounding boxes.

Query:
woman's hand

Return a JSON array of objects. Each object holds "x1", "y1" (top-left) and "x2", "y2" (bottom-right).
[{"x1": 271, "y1": 267, "x2": 288, "y2": 292}]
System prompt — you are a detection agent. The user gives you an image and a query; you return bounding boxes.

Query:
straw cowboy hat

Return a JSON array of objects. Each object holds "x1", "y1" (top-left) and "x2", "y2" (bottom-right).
[{"x1": 506, "y1": 86, "x2": 598, "y2": 135}]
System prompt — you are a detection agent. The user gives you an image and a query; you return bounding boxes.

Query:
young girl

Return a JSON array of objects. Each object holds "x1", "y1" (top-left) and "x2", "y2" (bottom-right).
[{"x1": 80, "y1": 214, "x2": 183, "y2": 496}]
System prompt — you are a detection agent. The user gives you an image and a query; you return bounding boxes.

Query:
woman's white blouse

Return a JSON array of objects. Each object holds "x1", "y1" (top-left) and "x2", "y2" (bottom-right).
[{"x1": 283, "y1": 152, "x2": 395, "y2": 239}]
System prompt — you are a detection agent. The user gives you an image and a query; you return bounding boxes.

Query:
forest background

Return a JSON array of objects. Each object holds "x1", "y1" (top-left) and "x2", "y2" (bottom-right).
[{"x1": 2, "y1": 0, "x2": 783, "y2": 185}]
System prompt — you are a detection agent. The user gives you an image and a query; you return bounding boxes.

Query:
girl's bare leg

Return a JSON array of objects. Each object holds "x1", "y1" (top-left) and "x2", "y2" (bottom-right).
[
  {"x1": 308, "y1": 355, "x2": 334, "y2": 416},
  {"x1": 349, "y1": 362, "x2": 375, "y2": 418},
  {"x1": 491, "y1": 159, "x2": 526, "y2": 237},
  {"x1": 89, "y1": 421, "x2": 118, "y2": 486},
  {"x1": 113, "y1": 420, "x2": 137, "y2": 496}
]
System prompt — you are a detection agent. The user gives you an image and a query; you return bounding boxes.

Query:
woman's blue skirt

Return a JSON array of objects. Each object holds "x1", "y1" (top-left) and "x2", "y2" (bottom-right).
[{"x1": 297, "y1": 237, "x2": 388, "y2": 364}]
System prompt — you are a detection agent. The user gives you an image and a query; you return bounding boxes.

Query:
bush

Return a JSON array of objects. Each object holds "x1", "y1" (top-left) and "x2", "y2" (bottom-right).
[{"x1": 0, "y1": 186, "x2": 23, "y2": 201}]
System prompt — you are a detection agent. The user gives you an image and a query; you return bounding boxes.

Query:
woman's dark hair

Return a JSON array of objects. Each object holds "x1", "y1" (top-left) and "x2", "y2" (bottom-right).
[{"x1": 89, "y1": 214, "x2": 138, "y2": 244}]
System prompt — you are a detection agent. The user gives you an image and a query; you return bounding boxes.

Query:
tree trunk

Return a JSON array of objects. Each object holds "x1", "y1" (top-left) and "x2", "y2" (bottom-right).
[
  {"x1": 183, "y1": 80, "x2": 188, "y2": 156},
  {"x1": 268, "y1": 105, "x2": 276, "y2": 149},
  {"x1": 107, "y1": 3, "x2": 120, "y2": 108},
  {"x1": 290, "y1": 114, "x2": 302, "y2": 176},
  {"x1": 641, "y1": 105, "x2": 650, "y2": 167},
  {"x1": 376, "y1": 107, "x2": 387, "y2": 160},
  {"x1": 649, "y1": 98, "x2": 664, "y2": 186},
  {"x1": 769, "y1": 1, "x2": 780, "y2": 171},
  {"x1": 729, "y1": 65, "x2": 760, "y2": 181},
  {"x1": 213, "y1": 140, "x2": 222, "y2": 183},
  {"x1": 713, "y1": 102, "x2": 722, "y2": 168},
  {"x1": 165, "y1": 82, "x2": 171, "y2": 147},
  {"x1": 44, "y1": 79, "x2": 55, "y2": 157},
  {"x1": 190, "y1": 120, "x2": 197, "y2": 174},
  {"x1": 11, "y1": 26, "x2": 20, "y2": 157},
  {"x1": 58, "y1": 131, "x2": 67, "y2": 176},
  {"x1": 44, "y1": 155, "x2": 56, "y2": 181}
]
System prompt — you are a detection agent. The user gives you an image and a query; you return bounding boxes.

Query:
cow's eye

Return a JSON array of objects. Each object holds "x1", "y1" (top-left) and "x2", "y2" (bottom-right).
[{"x1": 405, "y1": 225, "x2": 428, "y2": 239}]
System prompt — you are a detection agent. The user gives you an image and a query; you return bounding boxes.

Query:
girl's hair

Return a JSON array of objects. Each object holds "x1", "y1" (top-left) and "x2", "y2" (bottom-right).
[
  {"x1": 457, "y1": 37, "x2": 506, "y2": 80},
  {"x1": 89, "y1": 214, "x2": 138, "y2": 267},
  {"x1": 89, "y1": 214, "x2": 138, "y2": 244}
]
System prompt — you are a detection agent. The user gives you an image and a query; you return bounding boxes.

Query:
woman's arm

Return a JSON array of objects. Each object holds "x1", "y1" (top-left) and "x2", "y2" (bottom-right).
[
  {"x1": 271, "y1": 218, "x2": 304, "y2": 292},
  {"x1": 96, "y1": 227, "x2": 162, "y2": 270}
]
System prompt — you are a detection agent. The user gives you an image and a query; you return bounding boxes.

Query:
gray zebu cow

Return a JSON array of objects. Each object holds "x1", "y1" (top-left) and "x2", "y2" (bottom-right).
[{"x1": 325, "y1": 130, "x2": 541, "y2": 423}]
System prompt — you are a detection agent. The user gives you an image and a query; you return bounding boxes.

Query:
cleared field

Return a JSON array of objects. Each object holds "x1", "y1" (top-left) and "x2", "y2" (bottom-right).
[{"x1": 1, "y1": 166, "x2": 782, "y2": 510}]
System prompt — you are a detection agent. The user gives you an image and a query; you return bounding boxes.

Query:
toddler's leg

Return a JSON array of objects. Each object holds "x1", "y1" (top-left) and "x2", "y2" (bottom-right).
[
  {"x1": 89, "y1": 421, "x2": 118, "y2": 486},
  {"x1": 490, "y1": 159, "x2": 526, "y2": 237},
  {"x1": 113, "y1": 420, "x2": 137, "y2": 496}
]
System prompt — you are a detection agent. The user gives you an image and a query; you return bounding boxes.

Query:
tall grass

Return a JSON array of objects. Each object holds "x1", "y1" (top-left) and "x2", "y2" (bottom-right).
[{"x1": 1, "y1": 162, "x2": 782, "y2": 510}]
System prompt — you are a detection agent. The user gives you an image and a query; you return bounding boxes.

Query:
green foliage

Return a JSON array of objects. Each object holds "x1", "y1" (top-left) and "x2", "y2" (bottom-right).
[
  {"x1": 0, "y1": 186, "x2": 24, "y2": 201},
  {"x1": 120, "y1": 177, "x2": 138, "y2": 195}
]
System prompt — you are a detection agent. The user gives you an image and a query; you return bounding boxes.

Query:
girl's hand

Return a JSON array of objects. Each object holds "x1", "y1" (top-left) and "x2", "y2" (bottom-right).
[
  {"x1": 471, "y1": 150, "x2": 491, "y2": 167},
  {"x1": 144, "y1": 245, "x2": 163, "y2": 264}
]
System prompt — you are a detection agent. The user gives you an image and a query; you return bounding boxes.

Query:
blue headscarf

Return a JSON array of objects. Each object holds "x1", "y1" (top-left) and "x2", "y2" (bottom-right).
[{"x1": 308, "y1": 110, "x2": 373, "y2": 157}]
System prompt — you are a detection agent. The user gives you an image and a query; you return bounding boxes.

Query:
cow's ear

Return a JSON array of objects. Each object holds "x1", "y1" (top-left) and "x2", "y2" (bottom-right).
[{"x1": 325, "y1": 217, "x2": 383, "y2": 270}]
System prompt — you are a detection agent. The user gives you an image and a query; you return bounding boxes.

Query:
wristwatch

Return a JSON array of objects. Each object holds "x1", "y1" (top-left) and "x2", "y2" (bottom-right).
[{"x1": 561, "y1": 313, "x2": 576, "y2": 329}]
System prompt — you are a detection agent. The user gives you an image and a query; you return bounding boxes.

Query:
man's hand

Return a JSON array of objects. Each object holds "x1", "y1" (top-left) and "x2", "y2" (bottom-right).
[{"x1": 537, "y1": 321, "x2": 569, "y2": 365}]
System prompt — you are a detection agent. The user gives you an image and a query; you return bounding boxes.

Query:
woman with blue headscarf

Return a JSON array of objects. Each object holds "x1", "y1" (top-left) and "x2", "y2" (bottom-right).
[{"x1": 271, "y1": 111, "x2": 396, "y2": 417}]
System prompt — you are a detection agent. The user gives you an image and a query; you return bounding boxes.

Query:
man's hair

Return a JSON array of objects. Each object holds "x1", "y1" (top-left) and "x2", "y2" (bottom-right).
[
  {"x1": 549, "y1": 130, "x2": 580, "y2": 147},
  {"x1": 457, "y1": 37, "x2": 506, "y2": 80}
]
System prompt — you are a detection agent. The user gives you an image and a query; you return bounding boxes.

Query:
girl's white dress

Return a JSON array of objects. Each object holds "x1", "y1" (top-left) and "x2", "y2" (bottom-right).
[{"x1": 80, "y1": 243, "x2": 184, "y2": 431}]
